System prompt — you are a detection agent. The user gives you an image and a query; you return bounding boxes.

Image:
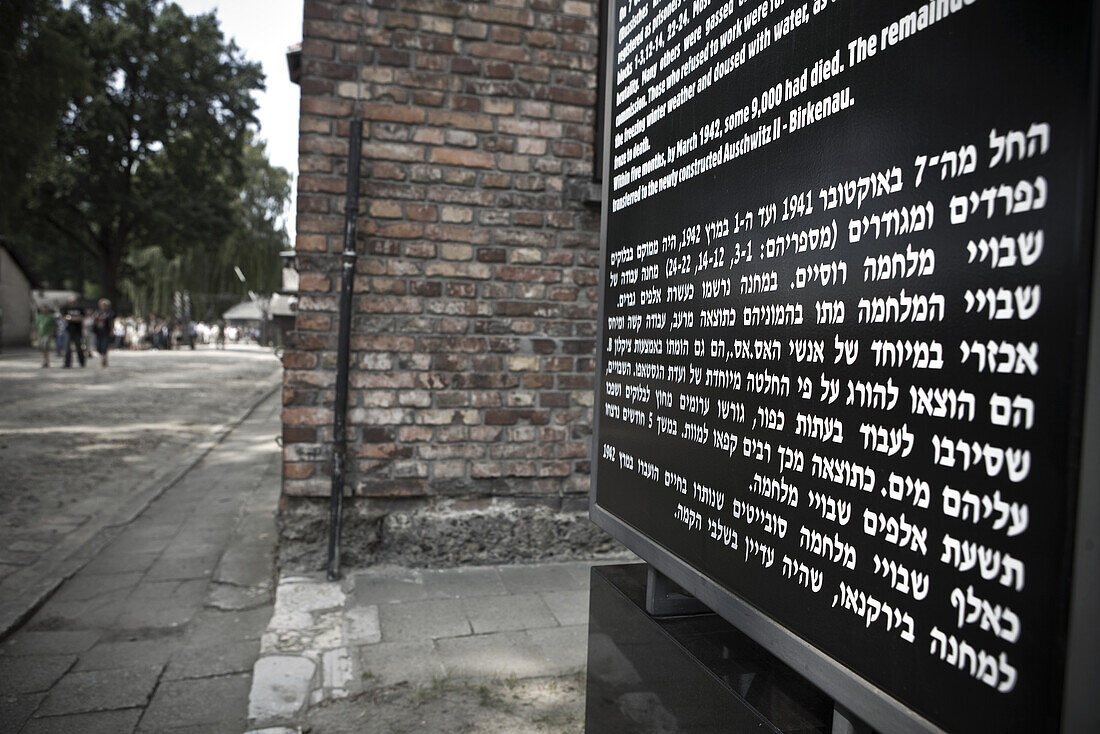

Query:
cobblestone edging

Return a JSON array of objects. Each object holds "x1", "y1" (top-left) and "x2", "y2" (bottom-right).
[{"x1": 245, "y1": 575, "x2": 369, "y2": 730}]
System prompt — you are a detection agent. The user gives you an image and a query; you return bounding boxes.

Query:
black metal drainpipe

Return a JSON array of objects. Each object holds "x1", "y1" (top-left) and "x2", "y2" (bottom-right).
[{"x1": 327, "y1": 118, "x2": 363, "y2": 581}]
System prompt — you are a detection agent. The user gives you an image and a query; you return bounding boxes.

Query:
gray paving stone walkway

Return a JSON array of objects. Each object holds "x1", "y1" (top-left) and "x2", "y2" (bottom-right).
[
  {"x1": 0, "y1": 386, "x2": 282, "y2": 733},
  {"x1": 246, "y1": 559, "x2": 628, "y2": 731},
  {"x1": 0, "y1": 346, "x2": 281, "y2": 637}
]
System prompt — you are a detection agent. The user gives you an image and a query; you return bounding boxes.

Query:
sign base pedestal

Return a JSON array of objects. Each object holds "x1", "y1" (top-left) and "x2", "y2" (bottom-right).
[{"x1": 586, "y1": 563, "x2": 848, "y2": 733}]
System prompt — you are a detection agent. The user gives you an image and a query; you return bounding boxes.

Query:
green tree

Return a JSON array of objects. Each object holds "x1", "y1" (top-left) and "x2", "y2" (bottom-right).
[
  {"x1": 209, "y1": 132, "x2": 291, "y2": 296},
  {"x1": 122, "y1": 132, "x2": 290, "y2": 319},
  {"x1": 18, "y1": 0, "x2": 265, "y2": 301},
  {"x1": 0, "y1": 0, "x2": 89, "y2": 232}
]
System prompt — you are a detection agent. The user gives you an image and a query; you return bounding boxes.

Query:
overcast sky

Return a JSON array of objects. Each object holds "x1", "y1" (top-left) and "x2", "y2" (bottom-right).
[{"x1": 173, "y1": 0, "x2": 304, "y2": 241}]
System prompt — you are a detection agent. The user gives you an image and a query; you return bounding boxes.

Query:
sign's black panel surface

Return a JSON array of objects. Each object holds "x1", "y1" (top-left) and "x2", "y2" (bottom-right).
[{"x1": 593, "y1": 1, "x2": 1097, "y2": 732}]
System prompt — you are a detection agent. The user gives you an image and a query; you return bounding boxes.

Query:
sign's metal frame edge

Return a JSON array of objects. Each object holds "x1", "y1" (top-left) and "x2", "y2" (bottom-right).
[
  {"x1": 588, "y1": 502, "x2": 948, "y2": 734},
  {"x1": 588, "y1": 1, "x2": 1100, "y2": 733},
  {"x1": 1060, "y1": 8, "x2": 1100, "y2": 726},
  {"x1": 1060, "y1": 181, "x2": 1100, "y2": 733}
]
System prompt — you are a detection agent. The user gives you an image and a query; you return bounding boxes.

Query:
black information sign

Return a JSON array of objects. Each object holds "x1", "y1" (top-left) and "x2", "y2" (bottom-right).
[{"x1": 591, "y1": 1, "x2": 1099, "y2": 732}]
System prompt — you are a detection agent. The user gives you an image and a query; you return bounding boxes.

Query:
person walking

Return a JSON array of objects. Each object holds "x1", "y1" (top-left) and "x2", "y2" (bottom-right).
[
  {"x1": 62, "y1": 297, "x2": 85, "y2": 368},
  {"x1": 81, "y1": 307, "x2": 94, "y2": 362},
  {"x1": 34, "y1": 306, "x2": 58, "y2": 367},
  {"x1": 113, "y1": 317, "x2": 125, "y2": 349},
  {"x1": 215, "y1": 319, "x2": 226, "y2": 350},
  {"x1": 92, "y1": 298, "x2": 115, "y2": 368}
]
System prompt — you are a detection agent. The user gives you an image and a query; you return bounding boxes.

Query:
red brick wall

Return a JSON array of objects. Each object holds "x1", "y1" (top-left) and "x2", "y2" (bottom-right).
[{"x1": 283, "y1": 0, "x2": 602, "y2": 510}]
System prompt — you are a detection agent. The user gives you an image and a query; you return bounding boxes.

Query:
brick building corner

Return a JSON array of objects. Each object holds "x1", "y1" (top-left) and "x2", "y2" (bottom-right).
[{"x1": 280, "y1": 0, "x2": 612, "y2": 567}]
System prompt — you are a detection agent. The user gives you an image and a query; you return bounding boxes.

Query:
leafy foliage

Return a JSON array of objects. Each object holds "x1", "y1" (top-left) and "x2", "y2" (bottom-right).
[
  {"x1": 0, "y1": 0, "x2": 89, "y2": 229},
  {"x1": 4, "y1": 0, "x2": 289, "y2": 308},
  {"x1": 123, "y1": 133, "x2": 290, "y2": 319}
]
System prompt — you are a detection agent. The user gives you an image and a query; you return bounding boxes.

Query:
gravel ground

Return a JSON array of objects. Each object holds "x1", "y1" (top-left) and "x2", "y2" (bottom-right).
[
  {"x1": 0, "y1": 346, "x2": 281, "y2": 587},
  {"x1": 301, "y1": 675, "x2": 586, "y2": 734}
]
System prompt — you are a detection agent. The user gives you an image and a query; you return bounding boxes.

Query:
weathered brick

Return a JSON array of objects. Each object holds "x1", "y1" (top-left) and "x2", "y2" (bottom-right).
[
  {"x1": 443, "y1": 168, "x2": 478, "y2": 186},
  {"x1": 525, "y1": 30, "x2": 557, "y2": 48},
  {"x1": 505, "y1": 391, "x2": 536, "y2": 408},
  {"x1": 362, "y1": 142, "x2": 424, "y2": 162},
  {"x1": 440, "y1": 100, "x2": 472, "y2": 120},
  {"x1": 552, "y1": 140, "x2": 584, "y2": 158},
  {"x1": 397, "y1": 426, "x2": 433, "y2": 442},
  {"x1": 397, "y1": 463, "x2": 433, "y2": 480},
  {"x1": 467, "y1": 5, "x2": 533, "y2": 27},
  {"x1": 499, "y1": 154, "x2": 530, "y2": 172},
  {"x1": 446, "y1": 281, "x2": 479, "y2": 298},
  {"x1": 513, "y1": 212, "x2": 543, "y2": 227},
  {"x1": 497, "y1": 266, "x2": 562, "y2": 283},
  {"x1": 390, "y1": 208, "x2": 430, "y2": 230},
  {"x1": 518, "y1": 66, "x2": 550, "y2": 83},
  {"x1": 420, "y1": 14, "x2": 454, "y2": 34},
  {"x1": 300, "y1": 117, "x2": 331, "y2": 136},
  {"x1": 297, "y1": 313, "x2": 333, "y2": 332},
  {"x1": 357, "y1": 295, "x2": 423, "y2": 313},
  {"x1": 393, "y1": 31, "x2": 457, "y2": 54},
  {"x1": 336, "y1": 81, "x2": 367, "y2": 98},
  {"x1": 424, "y1": 262, "x2": 492, "y2": 279},
  {"x1": 409, "y1": 163, "x2": 445, "y2": 182},
  {"x1": 425, "y1": 223, "x2": 488, "y2": 244},
  {"x1": 370, "y1": 200, "x2": 404, "y2": 218},
  {"x1": 440, "y1": 206, "x2": 473, "y2": 223},
  {"x1": 508, "y1": 248, "x2": 542, "y2": 264},
  {"x1": 301, "y1": 96, "x2": 354, "y2": 117},
  {"x1": 286, "y1": 0, "x2": 600, "y2": 509},
  {"x1": 397, "y1": 1, "x2": 464, "y2": 18},
  {"x1": 355, "y1": 479, "x2": 427, "y2": 497},
  {"x1": 409, "y1": 131, "x2": 443, "y2": 148},
  {"x1": 471, "y1": 461, "x2": 502, "y2": 478},
  {"x1": 377, "y1": 48, "x2": 411, "y2": 66},
  {"x1": 484, "y1": 409, "x2": 517, "y2": 425},
  {"x1": 298, "y1": 174, "x2": 346, "y2": 194},
  {"x1": 439, "y1": 244, "x2": 473, "y2": 261},
  {"x1": 285, "y1": 406, "x2": 332, "y2": 426},
  {"x1": 433, "y1": 460, "x2": 468, "y2": 479},
  {"x1": 299, "y1": 273, "x2": 333, "y2": 293},
  {"x1": 299, "y1": 78, "x2": 333, "y2": 97},
  {"x1": 508, "y1": 355, "x2": 541, "y2": 371},
  {"x1": 482, "y1": 172, "x2": 512, "y2": 188},
  {"x1": 520, "y1": 100, "x2": 552, "y2": 118},
  {"x1": 284, "y1": 479, "x2": 329, "y2": 497},
  {"x1": 444, "y1": 129, "x2": 479, "y2": 147},
  {"x1": 298, "y1": 194, "x2": 331, "y2": 214},
  {"x1": 383, "y1": 12, "x2": 417, "y2": 30},
  {"x1": 283, "y1": 351, "x2": 318, "y2": 370},
  {"x1": 466, "y1": 42, "x2": 529, "y2": 63},
  {"x1": 429, "y1": 147, "x2": 494, "y2": 168},
  {"x1": 417, "y1": 409, "x2": 478, "y2": 425},
  {"x1": 425, "y1": 109, "x2": 494, "y2": 131},
  {"x1": 359, "y1": 102, "x2": 426, "y2": 123},
  {"x1": 369, "y1": 277, "x2": 406, "y2": 295},
  {"x1": 523, "y1": 373, "x2": 554, "y2": 389},
  {"x1": 455, "y1": 19, "x2": 488, "y2": 38},
  {"x1": 302, "y1": 36, "x2": 336, "y2": 56},
  {"x1": 284, "y1": 425, "x2": 317, "y2": 443}
]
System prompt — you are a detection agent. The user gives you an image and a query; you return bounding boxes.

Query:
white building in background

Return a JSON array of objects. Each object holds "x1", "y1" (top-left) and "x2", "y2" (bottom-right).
[{"x1": 0, "y1": 242, "x2": 34, "y2": 349}]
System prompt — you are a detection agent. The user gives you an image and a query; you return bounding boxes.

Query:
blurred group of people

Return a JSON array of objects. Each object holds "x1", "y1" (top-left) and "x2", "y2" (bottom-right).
[
  {"x1": 34, "y1": 297, "x2": 114, "y2": 368},
  {"x1": 132, "y1": 318, "x2": 252, "y2": 349},
  {"x1": 34, "y1": 297, "x2": 250, "y2": 368}
]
